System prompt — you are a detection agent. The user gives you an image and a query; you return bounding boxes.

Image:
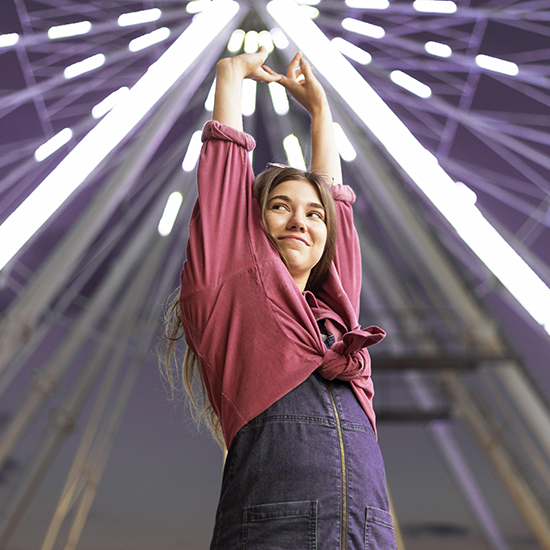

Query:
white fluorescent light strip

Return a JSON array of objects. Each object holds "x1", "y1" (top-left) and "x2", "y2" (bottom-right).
[
  {"x1": 92, "y1": 87, "x2": 130, "y2": 119},
  {"x1": 186, "y1": 0, "x2": 211, "y2": 14},
  {"x1": 283, "y1": 134, "x2": 307, "y2": 170},
  {"x1": 296, "y1": 0, "x2": 320, "y2": 5},
  {"x1": 268, "y1": 81, "x2": 289, "y2": 115},
  {"x1": 258, "y1": 29, "x2": 275, "y2": 52},
  {"x1": 333, "y1": 122, "x2": 357, "y2": 161},
  {"x1": 476, "y1": 54, "x2": 519, "y2": 76},
  {"x1": 35, "y1": 128, "x2": 73, "y2": 162},
  {"x1": 267, "y1": 0, "x2": 550, "y2": 333},
  {"x1": 48, "y1": 21, "x2": 91, "y2": 40},
  {"x1": 228, "y1": 29, "x2": 245, "y2": 52},
  {"x1": 391, "y1": 70, "x2": 432, "y2": 98},
  {"x1": 242, "y1": 79, "x2": 257, "y2": 117},
  {"x1": 244, "y1": 30, "x2": 259, "y2": 53},
  {"x1": 182, "y1": 130, "x2": 203, "y2": 172},
  {"x1": 331, "y1": 37, "x2": 371, "y2": 65},
  {"x1": 205, "y1": 78, "x2": 216, "y2": 111},
  {"x1": 64, "y1": 53, "x2": 105, "y2": 79},
  {"x1": 425, "y1": 40, "x2": 452, "y2": 58},
  {"x1": 342, "y1": 17, "x2": 385, "y2": 39},
  {"x1": 0, "y1": 1, "x2": 240, "y2": 271},
  {"x1": 118, "y1": 8, "x2": 162, "y2": 27},
  {"x1": 300, "y1": 6, "x2": 320, "y2": 18},
  {"x1": 271, "y1": 27, "x2": 289, "y2": 49},
  {"x1": 345, "y1": 0, "x2": 390, "y2": 9},
  {"x1": 0, "y1": 33, "x2": 19, "y2": 47},
  {"x1": 413, "y1": 0, "x2": 457, "y2": 13},
  {"x1": 129, "y1": 27, "x2": 170, "y2": 52},
  {"x1": 158, "y1": 191, "x2": 183, "y2": 236}
]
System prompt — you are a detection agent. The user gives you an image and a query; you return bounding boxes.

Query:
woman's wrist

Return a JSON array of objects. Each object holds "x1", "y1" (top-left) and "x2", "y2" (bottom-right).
[{"x1": 216, "y1": 57, "x2": 246, "y2": 82}]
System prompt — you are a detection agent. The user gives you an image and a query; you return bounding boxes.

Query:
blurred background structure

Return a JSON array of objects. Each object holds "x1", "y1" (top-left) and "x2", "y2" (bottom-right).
[{"x1": 0, "y1": 1, "x2": 549, "y2": 549}]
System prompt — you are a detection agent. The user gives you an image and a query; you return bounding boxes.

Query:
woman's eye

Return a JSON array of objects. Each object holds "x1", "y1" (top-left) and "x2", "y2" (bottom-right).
[{"x1": 308, "y1": 211, "x2": 324, "y2": 219}]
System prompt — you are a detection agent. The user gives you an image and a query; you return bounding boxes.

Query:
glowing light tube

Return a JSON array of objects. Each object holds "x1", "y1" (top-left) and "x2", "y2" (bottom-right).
[
  {"x1": 268, "y1": 81, "x2": 289, "y2": 115},
  {"x1": 476, "y1": 54, "x2": 519, "y2": 76},
  {"x1": 64, "y1": 54, "x2": 105, "y2": 79},
  {"x1": 271, "y1": 27, "x2": 289, "y2": 49},
  {"x1": 242, "y1": 79, "x2": 257, "y2": 117},
  {"x1": 425, "y1": 41, "x2": 452, "y2": 58},
  {"x1": 244, "y1": 30, "x2": 259, "y2": 53},
  {"x1": 413, "y1": 0, "x2": 457, "y2": 13},
  {"x1": 0, "y1": 33, "x2": 19, "y2": 47},
  {"x1": 158, "y1": 192, "x2": 183, "y2": 236},
  {"x1": 283, "y1": 134, "x2": 307, "y2": 170},
  {"x1": 205, "y1": 78, "x2": 216, "y2": 112},
  {"x1": 35, "y1": 128, "x2": 73, "y2": 162},
  {"x1": 48, "y1": 21, "x2": 91, "y2": 40},
  {"x1": 182, "y1": 130, "x2": 203, "y2": 172},
  {"x1": 331, "y1": 37, "x2": 371, "y2": 65},
  {"x1": 390, "y1": 70, "x2": 432, "y2": 98},
  {"x1": 345, "y1": 0, "x2": 389, "y2": 9},
  {"x1": 118, "y1": 8, "x2": 162, "y2": 27},
  {"x1": 267, "y1": 0, "x2": 550, "y2": 334},
  {"x1": 227, "y1": 29, "x2": 245, "y2": 52},
  {"x1": 0, "y1": 1, "x2": 240, "y2": 272},
  {"x1": 342, "y1": 17, "x2": 385, "y2": 39},
  {"x1": 129, "y1": 27, "x2": 170, "y2": 52},
  {"x1": 258, "y1": 30, "x2": 274, "y2": 52}
]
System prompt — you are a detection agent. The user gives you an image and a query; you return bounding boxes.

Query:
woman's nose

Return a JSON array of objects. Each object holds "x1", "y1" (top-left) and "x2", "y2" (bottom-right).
[{"x1": 287, "y1": 211, "x2": 306, "y2": 230}]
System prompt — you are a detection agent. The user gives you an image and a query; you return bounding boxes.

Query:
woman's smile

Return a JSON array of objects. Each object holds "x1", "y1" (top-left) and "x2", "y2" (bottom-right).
[{"x1": 278, "y1": 235, "x2": 310, "y2": 246}]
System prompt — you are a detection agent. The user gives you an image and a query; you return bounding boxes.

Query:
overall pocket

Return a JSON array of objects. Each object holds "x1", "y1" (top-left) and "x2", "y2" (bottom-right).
[
  {"x1": 242, "y1": 500, "x2": 317, "y2": 550},
  {"x1": 364, "y1": 506, "x2": 397, "y2": 550}
]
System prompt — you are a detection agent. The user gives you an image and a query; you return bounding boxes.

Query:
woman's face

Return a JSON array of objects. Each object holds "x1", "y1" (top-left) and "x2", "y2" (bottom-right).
[{"x1": 265, "y1": 179, "x2": 328, "y2": 291}]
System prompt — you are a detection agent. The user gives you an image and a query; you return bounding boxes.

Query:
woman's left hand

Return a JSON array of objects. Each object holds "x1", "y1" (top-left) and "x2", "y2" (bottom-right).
[{"x1": 264, "y1": 51, "x2": 328, "y2": 116}]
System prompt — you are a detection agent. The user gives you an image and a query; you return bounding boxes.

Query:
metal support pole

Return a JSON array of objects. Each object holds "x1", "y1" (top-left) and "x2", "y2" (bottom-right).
[
  {"x1": 0, "y1": 238, "x2": 167, "y2": 549},
  {"x1": 0, "y1": 176, "x2": 181, "y2": 472}
]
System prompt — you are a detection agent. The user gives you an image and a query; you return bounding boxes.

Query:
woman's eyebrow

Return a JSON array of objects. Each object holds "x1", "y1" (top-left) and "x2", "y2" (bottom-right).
[
  {"x1": 268, "y1": 194, "x2": 291, "y2": 203},
  {"x1": 268, "y1": 195, "x2": 324, "y2": 210}
]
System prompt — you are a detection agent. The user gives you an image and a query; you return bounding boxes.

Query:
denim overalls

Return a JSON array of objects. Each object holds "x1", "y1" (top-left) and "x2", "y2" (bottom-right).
[{"x1": 209, "y1": 370, "x2": 397, "y2": 550}]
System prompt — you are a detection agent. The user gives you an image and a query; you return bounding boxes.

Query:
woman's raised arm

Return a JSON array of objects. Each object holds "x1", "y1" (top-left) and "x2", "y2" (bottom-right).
[
  {"x1": 268, "y1": 51, "x2": 342, "y2": 184},
  {"x1": 213, "y1": 46, "x2": 280, "y2": 132}
]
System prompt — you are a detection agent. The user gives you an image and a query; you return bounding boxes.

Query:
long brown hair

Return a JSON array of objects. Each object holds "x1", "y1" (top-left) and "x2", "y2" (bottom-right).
[{"x1": 160, "y1": 166, "x2": 338, "y2": 447}]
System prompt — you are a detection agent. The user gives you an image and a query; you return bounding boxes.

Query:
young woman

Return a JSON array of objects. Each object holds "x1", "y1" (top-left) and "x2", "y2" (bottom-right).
[{"x1": 164, "y1": 47, "x2": 397, "y2": 550}]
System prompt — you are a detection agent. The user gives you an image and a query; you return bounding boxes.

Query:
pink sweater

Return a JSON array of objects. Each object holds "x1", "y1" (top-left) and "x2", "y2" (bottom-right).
[{"x1": 179, "y1": 121, "x2": 385, "y2": 448}]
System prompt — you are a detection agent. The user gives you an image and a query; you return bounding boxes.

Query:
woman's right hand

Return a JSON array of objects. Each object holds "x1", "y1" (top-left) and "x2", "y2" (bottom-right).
[
  {"x1": 216, "y1": 46, "x2": 280, "y2": 83},
  {"x1": 213, "y1": 47, "x2": 279, "y2": 131}
]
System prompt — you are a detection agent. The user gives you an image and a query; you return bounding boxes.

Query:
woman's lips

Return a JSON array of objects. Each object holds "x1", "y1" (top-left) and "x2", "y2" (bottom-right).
[{"x1": 279, "y1": 235, "x2": 309, "y2": 246}]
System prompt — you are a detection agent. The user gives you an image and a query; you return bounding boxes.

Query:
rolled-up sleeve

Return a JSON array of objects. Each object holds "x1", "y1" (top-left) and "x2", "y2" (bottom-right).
[{"x1": 329, "y1": 184, "x2": 362, "y2": 318}]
